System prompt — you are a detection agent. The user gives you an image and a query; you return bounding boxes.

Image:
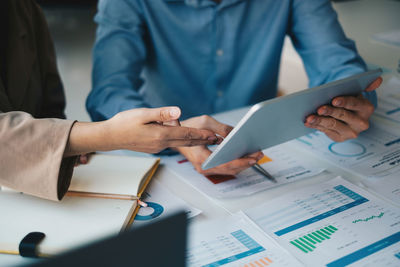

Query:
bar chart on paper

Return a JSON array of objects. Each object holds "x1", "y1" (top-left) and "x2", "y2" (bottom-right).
[
  {"x1": 193, "y1": 229, "x2": 270, "y2": 267},
  {"x1": 289, "y1": 225, "x2": 339, "y2": 253},
  {"x1": 245, "y1": 177, "x2": 400, "y2": 267},
  {"x1": 187, "y1": 216, "x2": 302, "y2": 267}
]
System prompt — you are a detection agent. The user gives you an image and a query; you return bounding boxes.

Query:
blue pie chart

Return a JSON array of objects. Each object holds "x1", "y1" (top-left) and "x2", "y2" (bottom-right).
[
  {"x1": 328, "y1": 141, "x2": 366, "y2": 157},
  {"x1": 135, "y1": 202, "x2": 164, "y2": 221}
]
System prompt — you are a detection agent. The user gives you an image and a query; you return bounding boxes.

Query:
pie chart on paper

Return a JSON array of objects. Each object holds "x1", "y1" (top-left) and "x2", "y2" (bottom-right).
[
  {"x1": 135, "y1": 202, "x2": 164, "y2": 221},
  {"x1": 328, "y1": 141, "x2": 367, "y2": 157}
]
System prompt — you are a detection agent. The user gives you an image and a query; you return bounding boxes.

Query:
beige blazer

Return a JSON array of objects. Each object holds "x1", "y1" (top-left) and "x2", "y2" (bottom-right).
[{"x1": 0, "y1": 0, "x2": 76, "y2": 201}]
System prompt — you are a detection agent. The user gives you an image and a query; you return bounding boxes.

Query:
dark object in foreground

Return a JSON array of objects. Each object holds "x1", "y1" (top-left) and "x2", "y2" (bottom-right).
[{"x1": 26, "y1": 212, "x2": 187, "y2": 267}]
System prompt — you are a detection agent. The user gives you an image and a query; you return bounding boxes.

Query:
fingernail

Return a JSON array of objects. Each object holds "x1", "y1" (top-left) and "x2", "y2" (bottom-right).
[
  {"x1": 169, "y1": 108, "x2": 180, "y2": 118},
  {"x1": 208, "y1": 136, "x2": 217, "y2": 141},
  {"x1": 333, "y1": 99, "x2": 342, "y2": 106},
  {"x1": 249, "y1": 159, "x2": 256, "y2": 165},
  {"x1": 319, "y1": 107, "x2": 327, "y2": 115},
  {"x1": 308, "y1": 117, "x2": 317, "y2": 125}
]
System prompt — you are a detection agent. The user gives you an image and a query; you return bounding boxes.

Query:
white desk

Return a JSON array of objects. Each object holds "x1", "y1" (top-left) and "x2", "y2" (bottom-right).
[{"x1": 2, "y1": 0, "x2": 399, "y2": 265}]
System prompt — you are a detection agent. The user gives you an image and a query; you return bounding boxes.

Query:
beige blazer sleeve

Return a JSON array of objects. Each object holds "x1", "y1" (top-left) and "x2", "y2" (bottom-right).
[{"x1": 0, "y1": 111, "x2": 77, "y2": 201}]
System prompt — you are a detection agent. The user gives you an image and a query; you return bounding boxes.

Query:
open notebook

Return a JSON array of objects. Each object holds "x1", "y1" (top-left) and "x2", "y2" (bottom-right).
[{"x1": 0, "y1": 154, "x2": 160, "y2": 257}]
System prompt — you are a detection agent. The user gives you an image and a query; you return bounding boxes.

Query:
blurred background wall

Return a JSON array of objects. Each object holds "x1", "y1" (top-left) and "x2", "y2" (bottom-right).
[{"x1": 38, "y1": 0, "x2": 400, "y2": 122}]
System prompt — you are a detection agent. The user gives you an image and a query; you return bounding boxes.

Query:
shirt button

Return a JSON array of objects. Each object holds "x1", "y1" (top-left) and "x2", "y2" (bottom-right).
[
  {"x1": 217, "y1": 90, "x2": 224, "y2": 97},
  {"x1": 216, "y1": 49, "x2": 224, "y2": 56}
]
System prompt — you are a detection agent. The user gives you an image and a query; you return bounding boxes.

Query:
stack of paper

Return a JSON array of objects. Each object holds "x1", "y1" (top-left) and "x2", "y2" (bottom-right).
[
  {"x1": 244, "y1": 177, "x2": 400, "y2": 266},
  {"x1": 187, "y1": 215, "x2": 302, "y2": 267},
  {"x1": 164, "y1": 142, "x2": 324, "y2": 199}
]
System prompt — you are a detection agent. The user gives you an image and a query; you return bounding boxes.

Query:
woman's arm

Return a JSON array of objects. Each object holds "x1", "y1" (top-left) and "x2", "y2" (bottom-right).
[{"x1": 0, "y1": 107, "x2": 218, "y2": 201}]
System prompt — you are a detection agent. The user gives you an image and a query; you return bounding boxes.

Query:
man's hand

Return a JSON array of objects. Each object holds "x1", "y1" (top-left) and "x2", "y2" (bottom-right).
[
  {"x1": 305, "y1": 77, "x2": 382, "y2": 142},
  {"x1": 175, "y1": 115, "x2": 264, "y2": 176}
]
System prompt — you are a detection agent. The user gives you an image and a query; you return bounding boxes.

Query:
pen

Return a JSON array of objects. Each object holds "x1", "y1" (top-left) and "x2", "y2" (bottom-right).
[
  {"x1": 66, "y1": 191, "x2": 149, "y2": 207},
  {"x1": 252, "y1": 163, "x2": 277, "y2": 183},
  {"x1": 66, "y1": 191, "x2": 140, "y2": 200}
]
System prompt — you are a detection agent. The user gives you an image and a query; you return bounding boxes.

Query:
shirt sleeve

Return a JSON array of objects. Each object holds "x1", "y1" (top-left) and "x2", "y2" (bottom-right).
[
  {"x1": 0, "y1": 111, "x2": 77, "y2": 201},
  {"x1": 87, "y1": 0, "x2": 149, "y2": 121},
  {"x1": 288, "y1": 0, "x2": 377, "y2": 107}
]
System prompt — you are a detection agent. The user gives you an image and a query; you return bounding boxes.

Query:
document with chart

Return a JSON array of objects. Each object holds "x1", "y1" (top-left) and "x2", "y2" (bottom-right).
[
  {"x1": 244, "y1": 177, "x2": 400, "y2": 267},
  {"x1": 362, "y1": 175, "x2": 400, "y2": 205},
  {"x1": 294, "y1": 121, "x2": 400, "y2": 178},
  {"x1": 375, "y1": 76, "x2": 400, "y2": 124},
  {"x1": 163, "y1": 142, "x2": 324, "y2": 198},
  {"x1": 187, "y1": 215, "x2": 302, "y2": 267},
  {"x1": 131, "y1": 180, "x2": 201, "y2": 228}
]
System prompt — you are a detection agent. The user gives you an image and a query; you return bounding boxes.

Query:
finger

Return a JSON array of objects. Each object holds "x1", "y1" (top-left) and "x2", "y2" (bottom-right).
[
  {"x1": 79, "y1": 155, "x2": 88, "y2": 164},
  {"x1": 75, "y1": 154, "x2": 88, "y2": 166},
  {"x1": 198, "y1": 116, "x2": 233, "y2": 137},
  {"x1": 244, "y1": 151, "x2": 265, "y2": 161},
  {"x1": 184, "y1": 146, "x2": 256, "y2": 176},
  {"x1": 201, "y1": 152, "x2": 264, "y2": 176},
  {"x1": 213, "y1": 136, "x2": 224, "y2": 145},
  {"x1": 163, "y1": 119, "x2": 181, "y2": 126},
  {"x1": 140, "y1": 106, "x2": 182, "y2": 123},
  {"x1": 201, "y1": 152, "x2": 262, "y2": 176},
  {"x1": 365, "y1": 77, "x2": 383, "y2": 92},
  {"x1": 305, "y1": 115, "x2": 358, "y2": 140},
  {"x1": 200, "y1": 158, "x2": 257, "y2": 176},
  {"x1": 331, "y1": 95, "x2": 374, "y2": 115},
  {"x1": 317, "y1": 105, "x2": 370, "y2": 133},
  {"x1": 305, "y1": 119, "x2": 350, "y2": 142},
  {"x1": 85, "y1": 152, "x2": 94, "y2": 163},
  {"x1": 165, "y1": 138, "x2": 221, "y2": 147},
  {"x1": 154, "y1": 125, "x2": 218, "y2": 143},
  {"x1": 307, "y1": 124, "x2": 344, "y2": 142}
]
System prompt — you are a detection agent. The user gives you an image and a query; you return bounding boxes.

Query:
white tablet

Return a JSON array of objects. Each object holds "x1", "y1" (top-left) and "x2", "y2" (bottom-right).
[{"x1": 202, "y1": 69, "x2": 382, "y2": 170}]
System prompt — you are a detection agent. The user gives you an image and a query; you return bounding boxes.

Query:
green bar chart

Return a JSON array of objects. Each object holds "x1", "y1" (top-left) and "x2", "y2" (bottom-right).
[{"x1": 290, "y1": 225, "x2": 338, "y2": 253}]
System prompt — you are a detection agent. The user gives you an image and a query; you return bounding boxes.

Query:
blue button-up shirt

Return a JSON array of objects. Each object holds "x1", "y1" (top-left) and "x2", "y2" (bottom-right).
[{"x1": 87, "y1": 0, "x2": 375, "y2": 121}]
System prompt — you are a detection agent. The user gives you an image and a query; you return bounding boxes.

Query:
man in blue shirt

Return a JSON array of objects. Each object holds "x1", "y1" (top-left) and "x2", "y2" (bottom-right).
[{"x1": 87, "y1": 0, "x2": 381, "y2": 176}]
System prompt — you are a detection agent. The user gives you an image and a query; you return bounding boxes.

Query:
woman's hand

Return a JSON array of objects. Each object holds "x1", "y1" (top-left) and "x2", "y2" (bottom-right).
[{"x1": 65, "y1": 107, "x2": 219, "y2": 156}]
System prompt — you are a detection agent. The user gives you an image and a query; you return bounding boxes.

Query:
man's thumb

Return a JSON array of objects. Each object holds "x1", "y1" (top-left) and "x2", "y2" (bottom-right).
[{"x1": 365, "y1": 77, "x2": 382, "y2": 92}]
